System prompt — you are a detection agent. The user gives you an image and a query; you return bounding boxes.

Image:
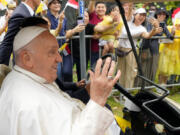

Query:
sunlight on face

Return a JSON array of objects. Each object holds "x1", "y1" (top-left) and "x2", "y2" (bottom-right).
[
  {"x1": 31, "y1": 31, "x2": 62, "y2": 83},
  {"x1": 135, "y1": 13, "x2": 146, "y2": 25}
]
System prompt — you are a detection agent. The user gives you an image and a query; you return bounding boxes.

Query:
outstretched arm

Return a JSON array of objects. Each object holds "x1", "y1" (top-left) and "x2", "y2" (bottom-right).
[
  {"x1": 65, "y1": 24, "x2": 85, "y2": 39},
  {"x1": 94, "y1": 23, "x2": 115, "y2": 33},
  {"x1": 142, "y1": 19, "x2": 163, "y2": 39},
  {"x1": 54, "y1": 11, "x2": 65, "y2": 37},
  {"x1": 88, "y1": 1, "x2": 95, "y2": 14}
]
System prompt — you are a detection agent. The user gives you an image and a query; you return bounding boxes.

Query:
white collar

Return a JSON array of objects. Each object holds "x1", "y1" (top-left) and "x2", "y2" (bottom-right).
[
  {"x1": 14, "y1": 65, "x2": 49, "y2": 84},
  {"x1": 22, "y1": 2, "x2": 34, "y2": 16}
]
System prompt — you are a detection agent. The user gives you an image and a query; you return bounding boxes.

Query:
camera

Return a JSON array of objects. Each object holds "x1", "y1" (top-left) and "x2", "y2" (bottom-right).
[
  {"x1": 159, "y1": 22, "x2": 165, "y2": 29},
  {"x1": 0, "y1": 9, "x2": 7, "y2": 17}
]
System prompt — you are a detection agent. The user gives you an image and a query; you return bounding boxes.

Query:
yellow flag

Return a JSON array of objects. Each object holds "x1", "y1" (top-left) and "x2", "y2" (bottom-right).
[
  {"x1": 0, "y1": 0, "x2": 8, "y2": 6},
  {"x1": 58, "y1": 43, "x2": 68, "y2": 53},
  {"x1": 36, "y1": 1, "x2": 48, "y2": 14},
  {"x1": 36, "y1": 2, "x2": 43, "y2": 14}
]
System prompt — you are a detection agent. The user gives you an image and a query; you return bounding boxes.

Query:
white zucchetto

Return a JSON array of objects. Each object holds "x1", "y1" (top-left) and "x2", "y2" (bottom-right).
[{"x1": 13, "y1": 26, "x2": 48, "y2": 52}]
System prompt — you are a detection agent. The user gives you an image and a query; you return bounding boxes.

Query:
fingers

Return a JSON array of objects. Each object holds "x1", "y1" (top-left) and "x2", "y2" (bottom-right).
[
  {"x1": 112, "y1": 70, "x2": 121, "y2": 85},
  {"x1": 101, "y1": 57, "x2": 112, "y2": 77},
  {"x1": 94, "y1": 58, "x2": 102, "y2": 77},
  {"x1": 75, "y1": 24, "x2": 85, "y2": 33},
  {"x1": 88, "y1": 69, "x2": 95, "y2": 81},
  {"x1": 107, "y1": 60, "x2": 115, "y2": 77}
]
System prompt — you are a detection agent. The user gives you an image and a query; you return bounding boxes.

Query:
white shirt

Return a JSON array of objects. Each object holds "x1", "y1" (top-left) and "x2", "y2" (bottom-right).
[
  {"x1": 0, "y1": 65, "x2": 119, "y2": 135},
  {"x1": 22, "y1": 2, "x2": 34, "y2": 16},
  {"x1": 119, "y1": 21, "x2": 147, "y2": 49}
]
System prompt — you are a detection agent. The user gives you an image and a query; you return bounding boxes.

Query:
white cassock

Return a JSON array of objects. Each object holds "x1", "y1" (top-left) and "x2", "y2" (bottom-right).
[{"x1": 0, "y1": 65, "x2": 120, "y2": 135}]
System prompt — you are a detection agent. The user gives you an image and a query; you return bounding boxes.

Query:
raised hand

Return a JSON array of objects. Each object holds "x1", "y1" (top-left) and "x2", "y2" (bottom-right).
[{"x1": 88, "y1": 57, "x2": 121, "y2": 106}]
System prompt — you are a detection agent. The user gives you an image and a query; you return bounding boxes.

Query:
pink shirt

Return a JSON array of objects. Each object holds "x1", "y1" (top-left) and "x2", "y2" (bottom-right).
[{"x1": 89, "y1": 11, "x2": 103, "y2": 52}]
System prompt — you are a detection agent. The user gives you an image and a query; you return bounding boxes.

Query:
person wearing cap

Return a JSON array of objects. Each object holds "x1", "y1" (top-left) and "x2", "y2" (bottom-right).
[
  {"x1": 117, "y1": 8, "x2": 162, "y2": 89},
  {"x1": 0, "y1": 18, "x2": 121, "y2": 134},
  {"x1": 140, "y1": 7, "x2": 173, "y2": 86},
  {"x1": 0, "y1": 0, "x2": 41, "y2": 66},
  {"x1": 158, "y1": 17, "x2": 180, "y2": 85},
  {"x1": 47, "y1": 0, "x2": 72, "y2": 82}
]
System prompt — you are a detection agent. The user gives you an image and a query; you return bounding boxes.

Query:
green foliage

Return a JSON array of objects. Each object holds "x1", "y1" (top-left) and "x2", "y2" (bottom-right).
[
  {"x1": 135, "y1": 2, "x2": 180, "y2": 25},
  {"x1": 164, "y1": 2, "x2": 180, "y2": 25},
  {"x1": 107, "y1": 96, "x2": 124, "y2": 117},
  {"x1": 168, "y1": 92, "x2": 180, "y2": 104},
  {"x1": 164, "y1": 1, "x2": 180, "y2": 11}
]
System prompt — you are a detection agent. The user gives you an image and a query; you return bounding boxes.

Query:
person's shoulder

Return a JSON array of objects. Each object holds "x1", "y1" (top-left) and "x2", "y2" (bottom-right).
[
  {"x1": 99, "y1": 16, "x2": 112, "y2": 26},
  {"x1": 11, "y1": 3, "x2": 30, "y2": 18},
  {"x1": 104, "y1": 16, "x2": 113, "y2": 22},
  {"x1": 89, "y1": 11, "x2": 97, "y2": 19},
  {"x1": 136, "y1": 24, "x2": 146, "y2": 32},
  {"x1": 89, "y1": 11, "x2": 96, "y2": 16}
]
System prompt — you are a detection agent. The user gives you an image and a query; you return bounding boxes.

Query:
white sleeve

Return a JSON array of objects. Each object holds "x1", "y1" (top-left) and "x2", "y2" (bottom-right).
[
  {"x1": 72, "y1": 99, "x2": 115, "y2": 135},
  {"x1": 15, "y1": 100, "x2": 114, "y2": 135}
]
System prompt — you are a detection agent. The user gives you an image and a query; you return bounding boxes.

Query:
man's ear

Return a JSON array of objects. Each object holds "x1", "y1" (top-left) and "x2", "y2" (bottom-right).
[{"x1": 21, "y1": 51, "x2": 33, "y2": 68}]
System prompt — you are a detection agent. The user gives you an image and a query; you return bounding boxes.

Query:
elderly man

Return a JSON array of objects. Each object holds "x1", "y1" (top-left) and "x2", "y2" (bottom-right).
[
  {"x1": 0, "y1": 19, "x2": 121, "y2": 134},
  {"x1": 0, "y1": 0, "x2": 41, "y2": 65}
]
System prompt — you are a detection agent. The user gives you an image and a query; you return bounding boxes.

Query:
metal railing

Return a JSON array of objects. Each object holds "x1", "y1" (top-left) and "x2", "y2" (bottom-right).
[{"x1": 56, "y1": 35, "x2": 180, "y2": 91}]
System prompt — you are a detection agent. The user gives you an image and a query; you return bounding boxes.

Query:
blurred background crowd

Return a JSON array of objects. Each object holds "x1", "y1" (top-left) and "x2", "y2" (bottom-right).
[{"x1": 0, "y1": 0, "x2": 180, "y2": 90}]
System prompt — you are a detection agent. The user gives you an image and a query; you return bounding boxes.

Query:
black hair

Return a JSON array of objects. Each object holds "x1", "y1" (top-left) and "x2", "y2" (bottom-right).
[
  {"x1": 95, "y1": 2, "x2": 106, "y2": 7},
  {"x1": 149, "y1": 3, "x2": 156, "y2": 8},
  {"x1": 106, "y1": 4, "x2": 119, "y2": 15},
  {"x1": 20, "y1": 16, "x2": 48, "y2": 28},
  {"x1": 154, "y1": 7, "x2": 169, "y2": 19},
  {"x1": 133, "y1": 14, "x2": 147, "y2": 26}
]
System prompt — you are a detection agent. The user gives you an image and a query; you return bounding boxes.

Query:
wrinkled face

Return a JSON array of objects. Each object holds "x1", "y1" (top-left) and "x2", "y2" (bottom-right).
[
  {"x1": 30, "y1": 31, "x2": 62, "y2": 83},
  {"x1": 157, "y1": 12, "x2": 166, "y2": 22},
  {"x1": 134, "y1": 13, "x2": 146, "y2": 25},
  {"x1": 110, "y1": 6, "x2": 120, "y2": 22},
  {"x1": 49, "y1": 0, "x2": 61, "y2": 13},
  {"x1": 95, "y1": 3, "x2": 106, "y2": 17}
]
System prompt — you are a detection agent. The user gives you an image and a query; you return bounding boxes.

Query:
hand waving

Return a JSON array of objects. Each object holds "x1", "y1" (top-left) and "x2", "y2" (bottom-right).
[{"x1": 88, "y1": 57, "x2": 121, "y2": 106}]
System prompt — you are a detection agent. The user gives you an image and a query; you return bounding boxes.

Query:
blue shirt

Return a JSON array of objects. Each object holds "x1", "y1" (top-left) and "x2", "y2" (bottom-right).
[{"x1": 47, "y1": 10, "x2": 67, "y2": 46}]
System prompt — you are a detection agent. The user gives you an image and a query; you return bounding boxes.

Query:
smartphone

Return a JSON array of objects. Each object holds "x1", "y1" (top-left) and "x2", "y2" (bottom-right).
[
  {"x1": 0, "y1": 9, "x2": 7, "y2": 17},
  {"x1": 160, "y1": 22, "x2": 165, "y2": 29},
  {"x1": 77, "y1": 16, "x2": 84, "y2": 25}
]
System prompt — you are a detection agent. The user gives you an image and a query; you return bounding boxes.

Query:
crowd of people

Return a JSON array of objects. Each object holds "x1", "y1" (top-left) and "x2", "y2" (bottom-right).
[
  {"x1": 0, "y1": 0, "x2": 180, "y2": 134},
  {"x1": 0, "y1": 0, "x2": 180, "y2": 88}
]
